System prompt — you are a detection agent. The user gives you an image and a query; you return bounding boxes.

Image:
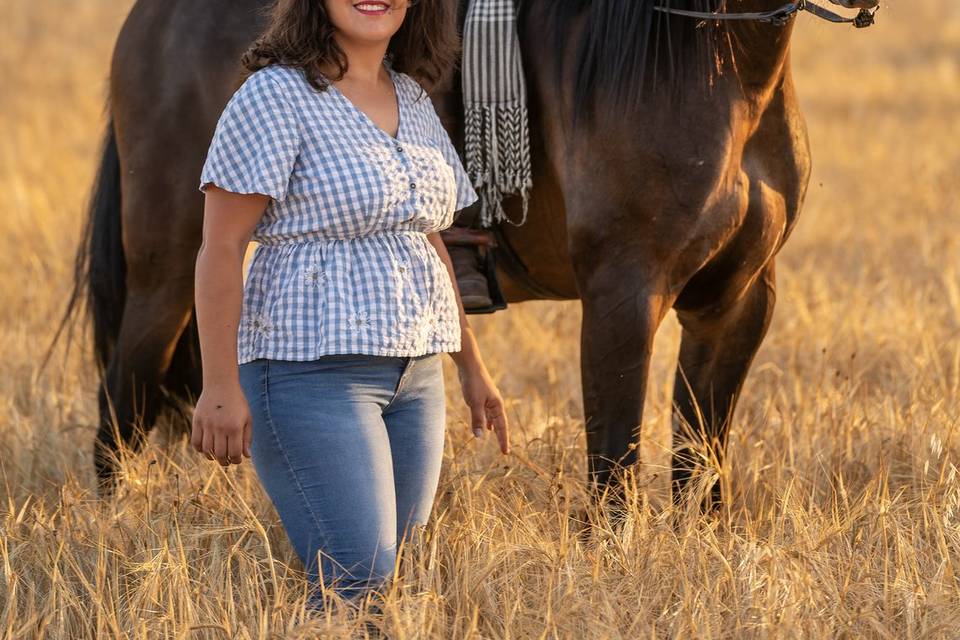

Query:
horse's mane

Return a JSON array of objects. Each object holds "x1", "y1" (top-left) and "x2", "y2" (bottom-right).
[{"x1": 520, "y1": 0, "x2": 732, "y2": 131}]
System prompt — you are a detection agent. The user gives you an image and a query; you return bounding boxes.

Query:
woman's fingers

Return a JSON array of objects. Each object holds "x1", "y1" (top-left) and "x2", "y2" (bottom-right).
[
  {"x1": 470, "y1": 392, "x2": 509, "y2": 455},
  {"x1": 242, "y1": 417, "x2": 253, "y2": 459},
  {"x1": 190, "y1": 417, "x2": 204, "y2": 453},
  {"x1": 201, "y1": 421, "x2": 216, "y2": 461},
  {"x1": 195, "y1": 417, "x2": 248, "y2": 466},
  {"x1": 487, "y1": 400, "x2": 510, "y2": 455},
  {"x1": 227, "y1": 427, "x2": 244, "y2": 465},
  {"x1": 213, "y1": 430, "x2": 230, "y2": 466},
  {"x1": 471, "y1": 402, "x2": 487, "y2": 439},
  {"x1": 193, "y1": 405, "x2": 249, "y2": 466}
]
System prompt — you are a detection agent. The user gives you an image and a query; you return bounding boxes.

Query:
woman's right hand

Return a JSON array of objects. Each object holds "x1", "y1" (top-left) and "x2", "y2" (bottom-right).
[{"x1": 191, "y1": 384, "x2": 253, "y2": 466}]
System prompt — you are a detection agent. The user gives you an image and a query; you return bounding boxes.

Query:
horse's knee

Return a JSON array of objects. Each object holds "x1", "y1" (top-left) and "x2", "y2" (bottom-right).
[{"x1": 112, "y1": 285, "x2": 194, "y2": 360}]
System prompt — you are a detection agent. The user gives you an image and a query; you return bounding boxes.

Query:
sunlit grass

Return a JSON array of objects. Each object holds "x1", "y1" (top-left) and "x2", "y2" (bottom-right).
[{"x1": 1, "y1": 1, "x2": 958, "y2": 637}]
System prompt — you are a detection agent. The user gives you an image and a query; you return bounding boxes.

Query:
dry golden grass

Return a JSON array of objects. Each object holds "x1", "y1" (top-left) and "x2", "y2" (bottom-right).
[{"x1": 2, "y1": 1, "x2": 959, "y2": 637}]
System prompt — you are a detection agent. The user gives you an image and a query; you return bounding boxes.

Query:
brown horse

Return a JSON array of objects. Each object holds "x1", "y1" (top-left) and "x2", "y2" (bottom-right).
[{"x1": 51, "y1": 0, "x2": 877, "y2": 507}]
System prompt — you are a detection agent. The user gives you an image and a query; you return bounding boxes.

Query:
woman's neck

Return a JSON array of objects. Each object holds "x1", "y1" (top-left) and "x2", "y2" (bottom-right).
[{"x1": 323, "y1": 35, "x2": 390, "y2": 87}]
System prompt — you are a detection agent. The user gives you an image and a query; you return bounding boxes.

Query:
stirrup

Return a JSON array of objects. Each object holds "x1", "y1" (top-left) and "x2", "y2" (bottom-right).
[
  {"x1": 466, "y1": 246, "x2": 508, "y2": 315},
  {"x1": 440, "y1": 228, "x2": 508, "y2": 315}
]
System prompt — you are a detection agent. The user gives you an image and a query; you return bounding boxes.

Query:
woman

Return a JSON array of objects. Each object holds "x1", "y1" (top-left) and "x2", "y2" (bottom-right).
[{"x1": 191, "y1": 0, "x2": 510, "y2": 608}]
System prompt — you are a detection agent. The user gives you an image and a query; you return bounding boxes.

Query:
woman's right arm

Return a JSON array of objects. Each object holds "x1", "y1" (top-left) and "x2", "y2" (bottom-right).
[{"x1": 192, "y1": 186, "x2": 270, "y2": 467}]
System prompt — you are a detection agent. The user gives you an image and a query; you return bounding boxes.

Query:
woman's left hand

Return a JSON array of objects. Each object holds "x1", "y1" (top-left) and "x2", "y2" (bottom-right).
[{"x1": 457, "y1": 364, "x2": 510, "y2": 454}]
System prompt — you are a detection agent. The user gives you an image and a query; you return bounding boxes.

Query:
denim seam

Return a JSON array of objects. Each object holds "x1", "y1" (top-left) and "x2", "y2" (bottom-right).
[
  {"x1": 260, "y1": 359, "x2": 347, "y2": 579},
  {"x1": 382, "y1": 354, "x2": 442, "y2": 421},
  {"x1": 384, "y1": 356, "x2": 414, "y2": 410}
]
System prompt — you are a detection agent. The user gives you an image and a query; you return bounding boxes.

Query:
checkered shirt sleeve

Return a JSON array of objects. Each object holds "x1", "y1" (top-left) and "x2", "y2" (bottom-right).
[{"x1": 199, "y1": 71, "x2": 302, "y2": 202}]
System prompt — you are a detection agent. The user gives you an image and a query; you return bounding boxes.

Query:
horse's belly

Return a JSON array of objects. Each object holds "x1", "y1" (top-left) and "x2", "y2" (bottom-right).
[{"x1": 495, "y1": 183, "x2": 580, "y2": 302}]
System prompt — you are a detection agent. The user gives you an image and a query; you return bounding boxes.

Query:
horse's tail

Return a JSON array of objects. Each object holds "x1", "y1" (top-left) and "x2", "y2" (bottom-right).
[{"x1": 41, "y1": 113, "x2": 125, "y2": 377}]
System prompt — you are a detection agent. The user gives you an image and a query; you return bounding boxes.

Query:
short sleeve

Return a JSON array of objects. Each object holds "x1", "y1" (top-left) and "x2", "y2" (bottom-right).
[
  {"x1": 424, "y1": 95, "x2": 479, "y2": 213},
  {"x1": 198, "y1": 69, "x2": 301, "y2": 202}
]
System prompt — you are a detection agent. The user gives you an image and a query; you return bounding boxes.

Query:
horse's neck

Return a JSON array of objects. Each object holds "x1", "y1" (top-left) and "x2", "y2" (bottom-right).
[{"x1": 724, "y1": 1, "x2": 796, "y2": 96}]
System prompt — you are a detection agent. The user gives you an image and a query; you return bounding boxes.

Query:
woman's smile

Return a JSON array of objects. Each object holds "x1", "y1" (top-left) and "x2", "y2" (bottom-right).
[{"x1": 354, "y1": 1, "x2": 391, "y2": 17}]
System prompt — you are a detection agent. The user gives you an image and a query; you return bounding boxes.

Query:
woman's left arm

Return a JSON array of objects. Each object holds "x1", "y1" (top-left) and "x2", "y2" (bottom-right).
[{"x1": 426, "y1": 232, "x2": 510, "y2": 455}]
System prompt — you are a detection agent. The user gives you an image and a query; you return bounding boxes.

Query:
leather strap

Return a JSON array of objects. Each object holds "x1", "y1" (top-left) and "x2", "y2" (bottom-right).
[
  {"x1": 652, "y1": 0, "x2": 877, "y2": 28},
  {"x1": 490, "y1": 224, "x2": 571, "y2": 300},
  {"x1": 439, "y1": 227, "x2": 498, "y2": 248}
]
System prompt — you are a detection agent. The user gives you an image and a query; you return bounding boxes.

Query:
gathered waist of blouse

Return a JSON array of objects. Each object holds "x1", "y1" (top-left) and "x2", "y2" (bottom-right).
[
  {"x1": 246, "y1": 229, "x2": 444, "y2": 282},
  {"x1": 236, "y1": 223, "x2": 460, "y2": 362},
  {"x1": 252, "y1": 227, "x2": 437, "y2": 247},
  {"x1": 244, "y1": 229, "x2": 447, "y2": 294}
]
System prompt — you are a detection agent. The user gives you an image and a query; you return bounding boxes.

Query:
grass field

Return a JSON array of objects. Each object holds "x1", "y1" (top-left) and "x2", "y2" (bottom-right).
[{"x1": 2, "y1": 1, "x2": 959, "y2": 637}]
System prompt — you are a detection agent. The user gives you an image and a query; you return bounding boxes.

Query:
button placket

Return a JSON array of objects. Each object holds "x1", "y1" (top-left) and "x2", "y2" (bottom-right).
[{"x1": 391, "y1": 140, "x2": 417, "y2": 196}]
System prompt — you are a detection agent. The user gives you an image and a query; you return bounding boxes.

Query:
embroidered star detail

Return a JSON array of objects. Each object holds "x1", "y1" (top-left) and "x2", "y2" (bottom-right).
[{"x1": 250, "y1": 312, "x2": 275, "y2": 338}]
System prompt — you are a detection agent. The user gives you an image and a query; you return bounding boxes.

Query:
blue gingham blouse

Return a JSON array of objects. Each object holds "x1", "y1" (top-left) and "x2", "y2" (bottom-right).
[{"x1": 198, "y1": 62, "x2": 478, "y2": 364}]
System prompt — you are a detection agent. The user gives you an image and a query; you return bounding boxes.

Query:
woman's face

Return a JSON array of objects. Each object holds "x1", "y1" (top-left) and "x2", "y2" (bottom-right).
[{"x1": 323, "y1": 0, "x2": 408, "y2": 47}]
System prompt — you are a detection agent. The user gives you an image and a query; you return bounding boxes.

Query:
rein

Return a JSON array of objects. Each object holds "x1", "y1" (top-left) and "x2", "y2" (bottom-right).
[{"x1": 652, "y1": 0, "x2": 878, "y2": 28}]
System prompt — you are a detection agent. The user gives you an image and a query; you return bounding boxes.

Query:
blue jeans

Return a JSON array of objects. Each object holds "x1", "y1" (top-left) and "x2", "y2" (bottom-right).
[{"x1": 238, "y1": 353, "x2": 446, "y2": 607}]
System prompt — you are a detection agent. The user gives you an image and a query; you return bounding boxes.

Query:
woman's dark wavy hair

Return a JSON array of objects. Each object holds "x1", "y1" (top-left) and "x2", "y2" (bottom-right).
[{"x1": 240, "y1": 0, "x2": 461, "y2": 101}]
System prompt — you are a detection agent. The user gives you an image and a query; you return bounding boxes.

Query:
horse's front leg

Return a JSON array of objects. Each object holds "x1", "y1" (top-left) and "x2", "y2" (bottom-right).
[{"x1": 571, "y1": 230, "x2": 673, "y2": 510}]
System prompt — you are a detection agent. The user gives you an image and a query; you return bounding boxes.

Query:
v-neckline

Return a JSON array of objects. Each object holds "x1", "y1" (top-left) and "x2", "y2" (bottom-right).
[{"x1": 324, "y1": 64, "x2": 404, "y2": 142}]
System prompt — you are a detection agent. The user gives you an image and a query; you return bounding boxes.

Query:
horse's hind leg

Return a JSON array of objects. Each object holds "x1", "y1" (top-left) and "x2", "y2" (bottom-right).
[
  {"x1": 670, "y1": 261, "x2": 777, "y2": 510},
  {"x1": 93, "y1": 167, "x2": 200, "y2": 494},
  {"x1": 163, "y1": 312, "x2": 203, "y2": 417},
  {"x1": 94, "y1": 282, "x2": 195, "y2": 494}
]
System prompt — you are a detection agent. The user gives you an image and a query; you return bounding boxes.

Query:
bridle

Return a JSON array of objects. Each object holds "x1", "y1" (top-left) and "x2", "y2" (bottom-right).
[{"x1": 652, "y1": 0, "x2": 878, "y2": 28}]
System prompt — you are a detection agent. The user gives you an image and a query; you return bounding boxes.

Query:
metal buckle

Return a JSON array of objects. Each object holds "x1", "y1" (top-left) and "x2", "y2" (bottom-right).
[
  {"x1": 769, "y1": 0, "x2": 802, "y2": 27},
  {"x1": 853, "y1": 7, "x2": 877, "y2": 28}
]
